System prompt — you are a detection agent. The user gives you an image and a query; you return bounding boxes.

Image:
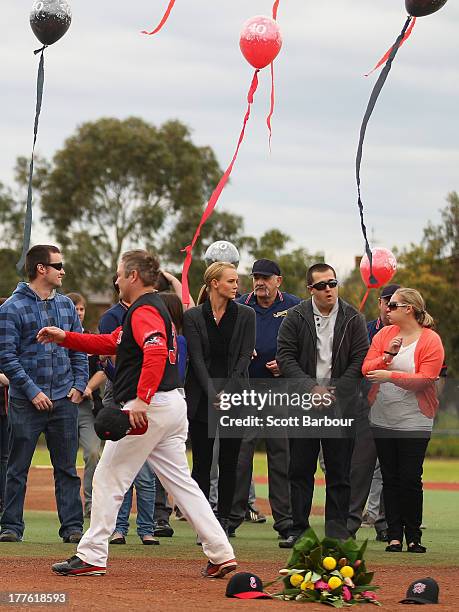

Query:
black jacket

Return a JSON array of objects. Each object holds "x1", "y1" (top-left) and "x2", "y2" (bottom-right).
[
  {"x1": 276, "y1": 298, "x2": 369, "y2": 410},
  {"x1": 183, "y1": 302, "x2": 256, "y2": 420}
]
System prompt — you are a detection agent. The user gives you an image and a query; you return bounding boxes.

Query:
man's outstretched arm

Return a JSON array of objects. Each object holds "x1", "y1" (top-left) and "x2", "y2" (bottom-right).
[{"x1": 37, "y1": 326, "x2": 120, "y2": 355}]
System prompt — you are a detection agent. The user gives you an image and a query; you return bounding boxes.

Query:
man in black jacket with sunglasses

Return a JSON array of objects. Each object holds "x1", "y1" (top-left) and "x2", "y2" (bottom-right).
[{"x1": 276, "y1": 263, "x2": 369, "y2": 546}]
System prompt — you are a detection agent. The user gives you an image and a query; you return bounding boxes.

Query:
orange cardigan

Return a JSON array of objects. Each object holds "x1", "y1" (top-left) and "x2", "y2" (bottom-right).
[{"x1": 362, "y1": 325, "x2": 445, "y2": 419}]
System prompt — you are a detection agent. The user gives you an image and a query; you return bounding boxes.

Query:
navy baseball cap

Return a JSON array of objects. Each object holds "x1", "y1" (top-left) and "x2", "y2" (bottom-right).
[
  {"x1": 225, "y1": 572, "x2": 272, "y2": 599},
  {"x1": 251, "y1": 259, "x2": 281, "y2": 277},
  {"x1": 94, "y1": 407, "x2": 148, "y2": 441},
  {"x1": 400, "y1": 577, "x2": 439, "y2": 604},
  {"x1": 380, "y1": 284, "x2": 400, "y2": 299}
]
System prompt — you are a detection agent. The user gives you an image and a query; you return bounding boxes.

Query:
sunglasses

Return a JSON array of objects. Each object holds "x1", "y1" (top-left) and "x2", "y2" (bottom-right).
[
  {"x1": 40, "y1": 262, "x2": 64, "y2": 271},
  {"x1": 387, "y1": 302, "x2": 409, "y2": 311},
  {"x1": 309, "y1": 279, "x2": 338, "y2": 291}
]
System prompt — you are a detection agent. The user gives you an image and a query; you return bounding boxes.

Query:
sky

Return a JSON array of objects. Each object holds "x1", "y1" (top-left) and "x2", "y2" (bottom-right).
[{"x1": 1, "y1": 0, "x2": 459, "y2": 278}]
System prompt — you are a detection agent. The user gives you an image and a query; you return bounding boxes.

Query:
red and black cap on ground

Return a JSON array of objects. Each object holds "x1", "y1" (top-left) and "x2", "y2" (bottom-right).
[
  {"x1": 225, "y1": 572, "x2": 272, "y2": 599},
  {"x1": 400, "y1": 577, "x2": 439, "y2": 604}
]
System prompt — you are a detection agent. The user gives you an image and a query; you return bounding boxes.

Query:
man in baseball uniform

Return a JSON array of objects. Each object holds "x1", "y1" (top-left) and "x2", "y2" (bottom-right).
[{"x1": 38, "y1": 249, "x2": 236, "y2": 578}]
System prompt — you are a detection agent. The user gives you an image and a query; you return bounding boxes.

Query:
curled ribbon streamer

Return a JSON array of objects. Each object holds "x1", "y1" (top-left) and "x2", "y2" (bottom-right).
[
  {"x1": 17, "y1": 47, "x2": 46, "y2": 273},
  {"x1": 181, "y1": 69, "x2": 260, "y2": 305},
  {"x1": 365, "y1": 17, "x2": 416, "y2": 76},
  {"x1": 141, "y1": 0, "x2": 176, "y2": 35},
  {"x1": 355, "y1": 16, "x2": 412, "y2": 285},
  {"x1": 266, "y1": 0, "x2": 280, "y2": 149}
]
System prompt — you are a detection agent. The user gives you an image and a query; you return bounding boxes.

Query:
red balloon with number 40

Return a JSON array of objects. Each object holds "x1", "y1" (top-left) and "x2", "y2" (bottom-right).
[{"x1": 240, "y1": 15, "x2": 282, "y2": 69}]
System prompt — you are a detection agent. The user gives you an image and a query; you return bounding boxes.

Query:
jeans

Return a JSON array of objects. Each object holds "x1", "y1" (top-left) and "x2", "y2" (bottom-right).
[
  {"x1": 373, "y1": 429, "x2": 430, "y2": 544},
  {"x1": 1, "y1": 396, "x2": 83, "y2": 539},
  {"x1": 0, "y1": 413, "x2": 8, "y2": 513},
  {"x1": 78, "y1": 400, "x2": 101, "y2": 515},
  {"x1": 114, "y1": 461, "x2": 156, "y2": 537}
]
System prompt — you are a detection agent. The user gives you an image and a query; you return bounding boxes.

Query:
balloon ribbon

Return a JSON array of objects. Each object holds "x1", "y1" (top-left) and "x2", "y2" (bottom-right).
[
  {"x1": 17, "y1": 46, "x2": 47, "y2": 273},
  {"x1": 141, "y1": 0, "x2": 176, "y2": 35},
  {"x1": 359, "y1": 288, "x2": 370, "y2": 312},
  {"x1": 266, "y1": 0, "x2": 281, "y2": 149},
  {"x1": 181, "y1": 69, "x2": 260, "y2": 305},
  {"x1": 365, "y1": 17, "x2": 416, "y2": 76},
  {"x1": 355, "y1": 16, "x2": 413, "y2": 286}
]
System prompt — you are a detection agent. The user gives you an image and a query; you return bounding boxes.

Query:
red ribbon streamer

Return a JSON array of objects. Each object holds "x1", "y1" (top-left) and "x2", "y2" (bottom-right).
[
  {"x1": 181, "y1": 70, "x2": 260, "y2": 305},
  {"x1": 266, "y1": 62, "x2": 275, "y2": 152},
  {"x1": 141, "y1": 0, "x2": 176, "y2": 35},
  {"x1": 272, "y1": 0, "x2": 280, "y2": 19},
  {"x1": 359, "y1": 288, "x2": 370, "y2": 312},
  {"x1": 365, "y1": 17, "x2": 416, "y2": 76}
]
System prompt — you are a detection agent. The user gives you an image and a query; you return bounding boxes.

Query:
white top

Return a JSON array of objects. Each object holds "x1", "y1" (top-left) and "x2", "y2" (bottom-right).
[
  {"x1": 370, "y1": 340, "x2": 433, "y2": 431},
  {"x1": 312, "y1": 298, "x2": 339, "y2": 384}
]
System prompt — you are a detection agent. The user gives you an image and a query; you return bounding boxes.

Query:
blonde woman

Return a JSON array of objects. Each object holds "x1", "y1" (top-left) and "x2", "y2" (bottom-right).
[
  {"x1": 183, "y1": 263, "x2": 255, "y2": 535},
  {"x1": 362, "y1": 288, "x2": 444, "y2": 554}
]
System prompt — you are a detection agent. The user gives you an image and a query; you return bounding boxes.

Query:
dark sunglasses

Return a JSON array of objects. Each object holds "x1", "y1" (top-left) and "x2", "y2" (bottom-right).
[
  {"x1": 40, "y1": 262, "x2": 64, "y2": 271},
  {"x1": 309, "y1": 279, "x2": 338, "y2": 291},
  {"x1": 387, "y1": 302, "x2": 409, "y2": 311}
]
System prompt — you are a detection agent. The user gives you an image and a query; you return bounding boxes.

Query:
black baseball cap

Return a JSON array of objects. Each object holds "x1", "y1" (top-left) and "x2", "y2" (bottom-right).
[
  {"x1": 225, "y1": 572, "x2": 272, "y2": 599},
  {"x1": 94, "y1": 407, "x2": 148, "y2": 441},
  {"x1": 380, "y1": 284, "x2": 401, "y2": 299},
  {"x1": 251, "y1": 259, "x2": 281, "y2": 277},
  {"x1": 400, "y1": 577, "x2": 439, "y2": 604}
]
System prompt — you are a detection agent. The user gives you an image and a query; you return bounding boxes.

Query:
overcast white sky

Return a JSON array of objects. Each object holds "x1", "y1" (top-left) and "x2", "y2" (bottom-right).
[{"x1": 1, "y1": 1, "x2": 458, "y2": 277}]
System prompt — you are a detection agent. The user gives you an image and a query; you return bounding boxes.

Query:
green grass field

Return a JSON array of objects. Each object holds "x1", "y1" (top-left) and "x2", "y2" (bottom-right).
[{"x1": 4, "y1": 449, "x2": 456, "y2": 570}]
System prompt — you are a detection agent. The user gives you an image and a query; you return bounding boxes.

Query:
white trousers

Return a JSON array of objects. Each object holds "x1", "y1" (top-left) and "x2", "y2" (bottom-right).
[{"x1": 77, "y1": 390, "x2": 234, "y2": 567}]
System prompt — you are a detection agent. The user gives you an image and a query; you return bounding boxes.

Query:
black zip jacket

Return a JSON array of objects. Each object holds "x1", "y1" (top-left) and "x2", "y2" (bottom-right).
[{"x1": 276, "y1": 298, "x2": 369, "y2": 411}]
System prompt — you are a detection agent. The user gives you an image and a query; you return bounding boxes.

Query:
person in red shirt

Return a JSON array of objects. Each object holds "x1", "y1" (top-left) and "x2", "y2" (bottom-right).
[{"x1": 37, "y1": 250, "x2": 236, "y2": 578}]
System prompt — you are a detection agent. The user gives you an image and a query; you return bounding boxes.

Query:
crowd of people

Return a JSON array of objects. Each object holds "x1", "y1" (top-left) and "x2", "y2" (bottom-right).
[{"x1": 0, "y1": 243, "x2": 445, "y2": 577}]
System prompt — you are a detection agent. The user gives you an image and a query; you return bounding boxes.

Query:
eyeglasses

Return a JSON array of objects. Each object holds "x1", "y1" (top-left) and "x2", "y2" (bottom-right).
[
  {"x1": 387, "y1": 302, "x2": 409, "y2": 311},
  {"x1": 40, "y1": 262, "x2": 64, "y2": 271},
  {"x1": 309, "y1": 279, "x2": 338, "y2": 291}
]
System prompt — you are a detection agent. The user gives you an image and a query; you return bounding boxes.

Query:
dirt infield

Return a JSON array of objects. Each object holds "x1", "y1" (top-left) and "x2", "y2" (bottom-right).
[{"x1": 1, "y1": 558, "x2": 457, "y2": 611}]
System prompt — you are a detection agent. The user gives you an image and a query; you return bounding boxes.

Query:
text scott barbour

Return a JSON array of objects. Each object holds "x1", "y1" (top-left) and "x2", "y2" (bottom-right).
[{"x1": 219, "y1": 415, "x2": 355, "y2": 428}]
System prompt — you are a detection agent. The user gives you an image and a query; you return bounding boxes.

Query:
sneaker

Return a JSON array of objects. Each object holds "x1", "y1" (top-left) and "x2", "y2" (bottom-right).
[
  {"x1": 52, "y1": 555, "x2": 106, "y2": 576},
  {"x1": 0, "y1": 531, "x2": 21, "y2": 542},
  {"x1": 153, "y1": 520, "x2": 174, "y2": 537},
  {"x1": 202, "y1": 558, "x2": 237, "y2": 578},
  {"x1": 62, "y1": 532, "x2": 82, "y2": 544},
  {"x1": 279, "y1": 534, "x2": 299, "y2": 549},
  {"x1": 244, "y1": 504, "x2": 267, "y2": 524}
]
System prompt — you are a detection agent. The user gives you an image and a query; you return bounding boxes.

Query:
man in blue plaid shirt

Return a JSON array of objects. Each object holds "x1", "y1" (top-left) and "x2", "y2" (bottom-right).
[{"x1": 0, "y1": 245, "x2": 88, "y2": 543}]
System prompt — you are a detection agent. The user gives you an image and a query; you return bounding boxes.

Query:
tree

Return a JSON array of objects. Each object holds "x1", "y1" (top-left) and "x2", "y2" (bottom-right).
[
  {"x1": 245, "y1": 229, "x2": 325, "y2": 296},
  {"x1": 0, "y1": 181, "x2": 24, "y2": 297},
  {"x1": 29, "y1": 117, "x2": 228, "y2": 293}
]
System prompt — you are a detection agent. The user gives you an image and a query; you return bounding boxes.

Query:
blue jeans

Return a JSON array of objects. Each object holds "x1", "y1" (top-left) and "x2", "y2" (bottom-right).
[
  {"x1": 114, "y1": 461, "x2": 156, "y2": 537},
  {"x1": 0, "y1": 414, "x2": 8, "y2": 513},
  {"x1": 0, "y1": 397, "x2": 83, "y2": 539}
]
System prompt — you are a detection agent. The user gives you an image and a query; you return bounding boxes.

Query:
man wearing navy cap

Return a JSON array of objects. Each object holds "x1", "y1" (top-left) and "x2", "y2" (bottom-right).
[
  {"x1": 348, "y1": 283, "x2": 400, "y2": 542},
  {"x1": 228, "y1": 259, "x2": 300, "y2": 539}
]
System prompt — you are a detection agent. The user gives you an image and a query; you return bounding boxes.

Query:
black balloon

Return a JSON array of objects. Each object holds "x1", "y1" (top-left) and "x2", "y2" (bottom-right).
[
  {"x1": 30, "y1": 0, "x2": 72, "y2": 46},
  {"x1": 405, "y1": 0, "x2": 448, "y2": 17}
]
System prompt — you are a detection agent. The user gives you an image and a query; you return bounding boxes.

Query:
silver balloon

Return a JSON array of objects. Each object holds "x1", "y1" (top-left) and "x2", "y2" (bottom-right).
[
  {"x1": 30, "y1": 0, "x2": 72, "y2": 46},
  {"x1": 204, "y1": 241, "x2": 240, "y2": 268}
]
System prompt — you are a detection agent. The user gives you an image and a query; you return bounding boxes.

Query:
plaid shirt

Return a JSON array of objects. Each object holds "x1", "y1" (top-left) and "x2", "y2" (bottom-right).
[{"x1": 0, "y1": 282, "x2": 88, "y2": 401}]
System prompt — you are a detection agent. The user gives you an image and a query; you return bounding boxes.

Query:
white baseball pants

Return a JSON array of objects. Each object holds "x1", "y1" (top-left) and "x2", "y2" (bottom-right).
[{"x1": 76, "y1": 390, "x2": 234, "y2": 567}]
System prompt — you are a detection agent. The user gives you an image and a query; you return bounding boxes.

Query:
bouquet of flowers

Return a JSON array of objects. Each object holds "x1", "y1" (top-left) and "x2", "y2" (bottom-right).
[{"x1": 268, "y1": 528, "x2": 380, "y2": 607}]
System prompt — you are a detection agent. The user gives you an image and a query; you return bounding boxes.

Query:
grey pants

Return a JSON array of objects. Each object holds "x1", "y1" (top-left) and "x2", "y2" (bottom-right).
[
  {"x1": 78, "y1": 400, "x2": 101, "y2": 515},
  {"x1": 229, "y1": 430, "x2": 292, "y2": 535},
  {"x1": 348, "y1": 414, "x2": 387, "y2": 535}
]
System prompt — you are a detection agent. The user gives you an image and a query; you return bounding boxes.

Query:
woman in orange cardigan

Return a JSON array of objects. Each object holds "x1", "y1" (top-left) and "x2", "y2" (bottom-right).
[{"x1": 362, "y1": 288, "x2": 444, "y2": 554}]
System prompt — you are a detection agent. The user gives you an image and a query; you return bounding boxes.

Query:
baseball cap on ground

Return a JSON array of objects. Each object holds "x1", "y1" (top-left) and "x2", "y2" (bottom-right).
[
  {"x1": 251, "y1": 259, "x2": 281, "y2": 277},
  {"x1": 400, "y1": 577, "x2": 439, "y2": 604},
  {"x1": 380, "y1": 284, "x2": 401, "y2": 299},
  {"x1": 94, "y1": 407, "x2": 148, "y2": 441},
  {"x1": 225, "y1": 572, "x2": 272, "y2": 599}
]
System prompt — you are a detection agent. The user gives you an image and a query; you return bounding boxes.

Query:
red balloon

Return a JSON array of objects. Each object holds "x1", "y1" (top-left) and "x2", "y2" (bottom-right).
[
  {"x1": 240, "y1": 15, "x2": 282, "y2": 70},
  {"x1": 360, "y1": 248, "x2": 397, "y2": 288}
]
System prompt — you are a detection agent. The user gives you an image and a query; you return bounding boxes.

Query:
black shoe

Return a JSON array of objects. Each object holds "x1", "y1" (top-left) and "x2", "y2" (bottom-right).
[
  {"x1": 141, "y1": 535, "x2": 160, "y2": 546},
  {"x1": 375, "y1": 529, "x2": 389, "y2": 542},
  {"x1": 228, "y1": 527, "x2": 236, "y2": 538},
  {"x1": 110, "y1": 533, "x2": 126, "y2": 545},
  {"x1": 62, "y1": 532, "x2": 82, "y2": 544},
  {"x1": 52, "y1": 554, "x2": 106, "y2": 576},
  {"x1": 407, "y1": 542, "x2": 426, "y2": 553},
  {"x1": 385, "y1": 543, "x2": 402, "y2": 552},
  {"x1": 279, "y1": 535, "x2": 298, "y2": 549},
  {"x1": 0, "y1": 531, "x2": 21, "y2": 542},
  {"x1": 154, "y1": 520, "x2": 174, "y2": 537},
  {"x1": 245, "y1": 504, "x2": 267, "y2": 523}
]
